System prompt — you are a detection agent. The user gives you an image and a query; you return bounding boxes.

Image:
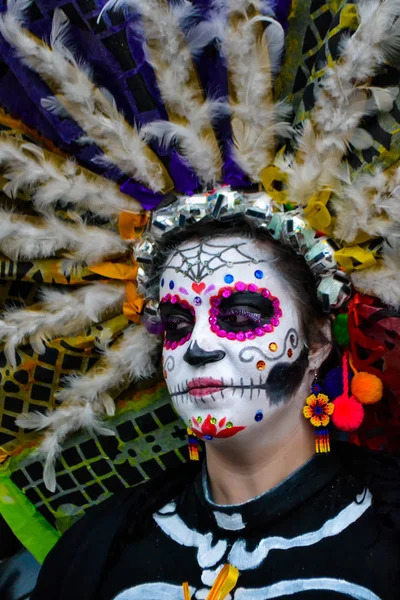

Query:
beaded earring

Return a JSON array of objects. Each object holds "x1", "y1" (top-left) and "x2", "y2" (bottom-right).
[
  {"x1": 303, "y1": 375, "x2": 334, "y2": 453},
  {"x1": 187, "y1": 427, "x2": 199, "y2": 461}
]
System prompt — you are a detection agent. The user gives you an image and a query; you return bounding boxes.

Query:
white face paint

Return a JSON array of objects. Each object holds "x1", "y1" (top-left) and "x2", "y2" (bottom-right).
[{"x1": 159, "y1": 236, "x2": 307, "y2": 445}]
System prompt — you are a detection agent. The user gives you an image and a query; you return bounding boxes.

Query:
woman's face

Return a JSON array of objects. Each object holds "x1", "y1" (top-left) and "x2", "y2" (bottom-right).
[{"x1": 159, "y1": 236, "x2": 309, "y2": 447}]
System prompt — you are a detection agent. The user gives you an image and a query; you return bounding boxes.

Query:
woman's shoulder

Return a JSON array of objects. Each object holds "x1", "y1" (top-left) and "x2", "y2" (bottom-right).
[
  {"x1": 30, "y1": 485, "x2": 143, "y2": 600},
  {"x1": 335, "y1": 442, "x2": 400, "y2": 530}
]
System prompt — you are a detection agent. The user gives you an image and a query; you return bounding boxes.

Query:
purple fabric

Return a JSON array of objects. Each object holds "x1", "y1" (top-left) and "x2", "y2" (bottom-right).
[
  {"x1": 274, "y1": 0, "x2": 292, "y2": 30},
  {"x1": 120, "y1": 179, "x2": 166, "y2": 210},
  {"x1": 0, "y1": 36, "x2": 82, "y2": 145}
]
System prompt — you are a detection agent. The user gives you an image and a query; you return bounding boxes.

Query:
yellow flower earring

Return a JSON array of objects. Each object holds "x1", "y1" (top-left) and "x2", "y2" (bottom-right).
[{"x1": 303, "y1": 375, "x2": 334, "y2": 454}]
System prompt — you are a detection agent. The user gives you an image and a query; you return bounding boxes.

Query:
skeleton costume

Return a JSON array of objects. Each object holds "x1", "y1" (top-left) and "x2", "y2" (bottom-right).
[{"x1": 0, "y1": 0, "x2": 400, "y2": 598}]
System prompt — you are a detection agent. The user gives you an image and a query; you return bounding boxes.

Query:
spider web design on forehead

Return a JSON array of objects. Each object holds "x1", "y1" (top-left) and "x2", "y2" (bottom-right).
[{"x1": 164, "y1": 240, "x2": 268, "y2": 283}]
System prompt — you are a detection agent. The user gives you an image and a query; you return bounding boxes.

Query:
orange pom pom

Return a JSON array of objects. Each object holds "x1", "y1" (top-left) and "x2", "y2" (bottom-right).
[
  {"x1": 332, "y1": 394, "x2": 364, "y2": 431},
  {"x1": 351, "y1": 372, "x2": 383, "y2": 405}
]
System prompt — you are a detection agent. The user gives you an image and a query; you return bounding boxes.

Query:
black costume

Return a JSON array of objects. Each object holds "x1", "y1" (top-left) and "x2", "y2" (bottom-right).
[{"x1": 31, "y1": 445, "x2": 400, "y2": 600}]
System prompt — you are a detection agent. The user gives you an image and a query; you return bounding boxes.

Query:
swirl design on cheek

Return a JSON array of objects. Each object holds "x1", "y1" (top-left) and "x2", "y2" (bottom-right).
[
  {"x1": 163, "y1": 355, "x2": 175, "y2": 372},
  {"x1": 239, "y1": 328, "x2": 299, "y2": 363}
]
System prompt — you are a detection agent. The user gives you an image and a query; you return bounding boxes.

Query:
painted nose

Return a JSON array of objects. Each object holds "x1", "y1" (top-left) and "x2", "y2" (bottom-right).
[{"x1": 183, "y1": 340, "x2": 226, "y2": 367}]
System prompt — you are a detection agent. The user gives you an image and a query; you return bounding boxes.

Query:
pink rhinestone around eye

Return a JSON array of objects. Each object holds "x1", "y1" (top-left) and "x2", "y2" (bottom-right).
[
  {"x1": 263, "y1": 323, "x2": 273, "y2": 332},
  {"x1": 235, "y1": 282, "x2": 246, "y2": 292},
  {"x1": 211, "y1": 297, "x2": 221, "y2": 306},
  {"x1": 275, "y1": 308, "x2": 283, "y2": 317},
  {"x1": 222, "y1": 288, "x2": 231, "y2": 298},
  {"x1": 171, "y1": 295, "x2": 178, "y2": 304},
  {"x1": 261, "y1": 289, "x2": 270, "y2": 298},
  {"x1": 248, "y1": 283, "x2": 258, "y2": 293},
  {"x1": 272, "y1": 299, "x2": 280, "y2": 308},
  {"x1": 210, "y1": 307, "x2": 219, "y2": 316},
  {"x1": 236, "y1": 331, "x2": 246, "y2": 341},
  {"x1": 270, "y1": 317, "x2": 280, "y2": 327},
  {"x1": 227, "y1": 332, "x2": 236, "y2": 340},
  {"x1": 165, "y1": 340, "x2": 171, "y2": 349},
  {"x1": 211, "y1": 324, "x2": 220, "y2": 332},
  {"x1": 171, "y1": 341, "x2": 178, "y2": 350},
  {"x1": 255, "y1": 327, "x2": 264, "y2": 336},
  {"x1": 162, "y1": 294, "x2": 171, "y2": 303},
  {"x1": 217, "y1": 330, "x2": 227, "y2": 338},
  {"x1": 209, "y1": 316, "x2": 217, "y2": 324},
  {"x1": 245, "y1": 331, "x2": 256, "y2": 340}
]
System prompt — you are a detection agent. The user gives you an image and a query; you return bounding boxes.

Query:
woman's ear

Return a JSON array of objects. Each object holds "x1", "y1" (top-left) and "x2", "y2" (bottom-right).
[{"x1": 308, "y1": 318, "x2": 332, "y2": 372}]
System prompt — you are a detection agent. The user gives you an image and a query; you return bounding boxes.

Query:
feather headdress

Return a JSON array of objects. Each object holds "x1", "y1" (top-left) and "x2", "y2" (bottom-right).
[{"x1": 0, "y1": 0, "x2": 400, "y2": 555}]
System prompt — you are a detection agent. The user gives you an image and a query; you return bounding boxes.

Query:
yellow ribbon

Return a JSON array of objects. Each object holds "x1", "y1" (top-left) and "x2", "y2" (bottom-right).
[
  {"x1": 304, "y1": 189, "x2": 333, "y2": 234},
  {"x1": 334, "y1": 246, "x2": 377, "y2": 272},
  {"x1": 88, "y1": 262, "x2": 144, "y2": 323},
  {"x1": 89, "y1": 262, "x2": 138, "y2": 281},
  {"x1": 122, "y1": 282, "x2": 145, "y2": 324},
  {"x1": 260, "y1": 164, "x2": 288, "y2": 204},
  {"x1": 182, "y1": 565, "x2": 239, "y2": 600},
  {"x1": 0, "y1": 447, "x2": 10, "y2": 464},
  {"x1": 118, "y1": 211, "x2": 148, "y2": 240}
]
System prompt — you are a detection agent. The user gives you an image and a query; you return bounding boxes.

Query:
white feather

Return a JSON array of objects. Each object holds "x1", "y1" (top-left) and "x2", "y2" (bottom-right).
[
  {"x1": 351, "y1": 239, "x2": 400, "y2": 308},
  {"x1": 15, "y1": 325, "x2": 161, "y2": 490},
  {"x1": 0, "y1": 283, "x2": 126, "y2": 366},
  {"x1": 0, "y1": 139, "x2": 141, "y2": 216},
  {"x1": 17, "y1": 404, "x2": 115, "y2": 491},
  {"x1": 101, "y1": 0, "x2": 222, "y2": 185},
  {"x1": 288, "y1": 0, "x2": 400, "y2": 205},
  {"x1": 0, "y1": 7, "x2": 167, "y2": 192},
  {"x1": 0, "y1": 210, "x2": 127, "y2": 263}
]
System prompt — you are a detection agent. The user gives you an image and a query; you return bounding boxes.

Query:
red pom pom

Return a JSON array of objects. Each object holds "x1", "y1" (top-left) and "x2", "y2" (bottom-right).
[{"x1": 332, "y1": 394, "x2": 364, "y2": 432}]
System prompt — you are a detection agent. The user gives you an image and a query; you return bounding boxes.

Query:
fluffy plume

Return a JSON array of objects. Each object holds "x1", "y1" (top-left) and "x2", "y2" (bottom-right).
[
  {"x1": 0, "y1": 283, "x2": 125, "y2": 367},
  {"x1": 16, "y1": 404, "x2": 115, "y2": 492},
  {"x1": 190, "y1": 0, "x2": 290, "y2": 181},
  {"x1": 101, "y1": 0, "x2": 222, "y2": 186},
  {"x1": 0, "y1": 3, "x2": 169, "y2": 192},
  {"x1": 351, "y1": 239, "x2": 400, "y2": 308},
  {"x1": 0, "y1": 139, "x2": 141, "y2": 217},
  {"x1": 16, "y1": 325, "x2": 161, "y2": 490},
  {"x1": 0, "y1": 209, "x2": 127, "y2": 264},
  {"x1": 284, "y1": 0, "x2": 400, "y2": 205},
  {"x1": 333, "y1": 165, "x2": 400, "y2": 243}
]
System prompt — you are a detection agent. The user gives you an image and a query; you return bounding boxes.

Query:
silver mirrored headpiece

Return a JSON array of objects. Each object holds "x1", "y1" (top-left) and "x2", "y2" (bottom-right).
[{"x1": 134, "y1": 187, "x2": 351, "y2": 313}]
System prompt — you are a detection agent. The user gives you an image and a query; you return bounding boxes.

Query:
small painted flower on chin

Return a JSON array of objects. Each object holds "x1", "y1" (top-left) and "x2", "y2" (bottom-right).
[
  {"x1": 190, "y1": 414, "x2": 246, "y2": 439},
  {"x1": 303, "y1": 393, "x2": 334, "y2": 427}
]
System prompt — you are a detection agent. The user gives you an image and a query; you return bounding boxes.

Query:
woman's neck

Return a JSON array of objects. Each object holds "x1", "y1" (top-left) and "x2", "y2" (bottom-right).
[{"x1": 205, "y1": 419, "x2": 315, "y2": 505}]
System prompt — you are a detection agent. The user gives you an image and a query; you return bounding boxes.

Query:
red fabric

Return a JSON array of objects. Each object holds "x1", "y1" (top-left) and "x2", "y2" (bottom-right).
[{"x1": 348, "y1": 293, "x2": 400, "y2": 454}]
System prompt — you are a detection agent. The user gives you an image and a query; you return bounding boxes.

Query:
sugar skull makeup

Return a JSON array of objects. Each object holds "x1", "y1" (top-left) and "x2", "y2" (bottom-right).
[{"x1": 160, "y1": 236, "x2": 308, "y2": 445}]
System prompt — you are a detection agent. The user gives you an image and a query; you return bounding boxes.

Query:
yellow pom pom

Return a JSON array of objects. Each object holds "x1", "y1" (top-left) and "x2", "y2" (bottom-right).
[{"x1": 351, "y1": 372, "x2": 383, "y2": 405}]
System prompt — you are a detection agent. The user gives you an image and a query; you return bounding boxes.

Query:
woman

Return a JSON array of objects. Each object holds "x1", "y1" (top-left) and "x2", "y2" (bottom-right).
[
  {"x1": 0, "y1": 0, "x2": 399, "y2": 598},
  {"x1": 28, "y1": 218, "x2": 400, "y2": 599}
]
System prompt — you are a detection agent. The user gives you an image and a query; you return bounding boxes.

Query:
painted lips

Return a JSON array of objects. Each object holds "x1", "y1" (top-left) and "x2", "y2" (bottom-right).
[{"x1": 188, "y1": 378, "x2": 225, "y2": 397}]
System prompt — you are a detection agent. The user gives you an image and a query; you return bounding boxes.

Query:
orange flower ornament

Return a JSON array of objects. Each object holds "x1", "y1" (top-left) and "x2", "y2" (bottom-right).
[{"x1": 303, "y1": 393, "x2": 334, "y2": 427}]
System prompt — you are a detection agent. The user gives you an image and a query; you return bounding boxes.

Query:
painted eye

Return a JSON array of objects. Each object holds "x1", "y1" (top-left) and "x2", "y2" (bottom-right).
[
  {"x1": 219, "y1": 308, "x2": 262, "y2": 326},
  {"x1": 163, "y1": 315, "x2": 193, "y2": 331},
  {"x1": 160, "y1": 301, "x2": 195, "y2": 344}
]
